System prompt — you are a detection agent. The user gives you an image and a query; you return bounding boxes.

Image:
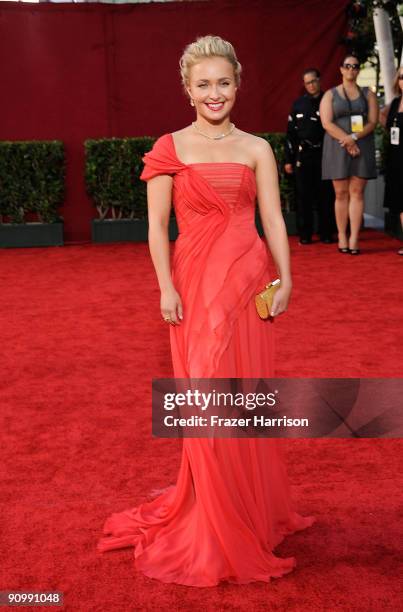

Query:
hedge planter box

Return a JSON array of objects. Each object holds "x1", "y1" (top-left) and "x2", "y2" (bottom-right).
[
  {"x1": 92, "y1": 213, "x2": 298, "y2": 244},
  {"x1": 0, "y1": 221, "x2": 64, "y2": 248},
  {"x1": 92, "y1": 218, "x2": 179, "y2": 243},
  {"x1": 282, "y1": 211, "x2": 297, "y2": 235}
]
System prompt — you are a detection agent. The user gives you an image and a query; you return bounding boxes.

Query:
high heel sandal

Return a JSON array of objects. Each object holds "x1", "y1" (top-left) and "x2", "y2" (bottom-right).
[
  {"x1": 338, "y1": 246, "x2": 349, "y2": 254},
  {"x1": 349, "y1": 241, "x2": 360, "y2": 255}
]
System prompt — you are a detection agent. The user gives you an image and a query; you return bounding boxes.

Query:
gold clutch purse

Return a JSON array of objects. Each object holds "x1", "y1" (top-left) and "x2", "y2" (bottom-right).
[{"x1": 255, "y1": 279, "x2": 281, "y2": 319}]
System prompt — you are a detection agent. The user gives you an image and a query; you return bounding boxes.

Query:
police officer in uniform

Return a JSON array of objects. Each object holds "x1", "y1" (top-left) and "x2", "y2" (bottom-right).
[{"x1": 285, "y1": 68, "x2": 335, "y2": 244}]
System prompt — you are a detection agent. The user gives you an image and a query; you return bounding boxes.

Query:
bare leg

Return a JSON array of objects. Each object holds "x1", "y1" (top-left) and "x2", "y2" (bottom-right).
[
  {"x1": 348, "y1": 176, "x2": 367, "y2": 250},
  {"x1": 333, "y1": 179, "x2": 349, "y2": 249}
]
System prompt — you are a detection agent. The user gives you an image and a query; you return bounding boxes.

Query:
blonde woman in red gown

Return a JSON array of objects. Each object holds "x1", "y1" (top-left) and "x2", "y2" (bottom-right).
[{"x1": 98, "y1": 35, "x2": 315, "y2": 587}]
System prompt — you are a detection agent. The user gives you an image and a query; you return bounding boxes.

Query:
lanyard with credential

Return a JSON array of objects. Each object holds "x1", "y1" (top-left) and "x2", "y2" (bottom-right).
[
  {"x1": 343, "y1": 86, "x2": 367, "y2": 133},
  {"x1": 342, "y1": 86, "x2": 367, "y2": 114},
  {"x1": 391, "y1": 115, "x2": 400, "y2": 145}
]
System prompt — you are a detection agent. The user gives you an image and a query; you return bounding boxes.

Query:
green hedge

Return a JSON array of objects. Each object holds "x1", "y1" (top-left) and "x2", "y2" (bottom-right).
[
  {"x1": 84, "y1": 133, "x2": 295, "y2": 220},
  {"x1": 0, "y1": 141, "x2": 65, "y2": 224},
  {"x1": 256, "y1": 133, "x2": 295, "y2": 212},
  {"x1": 85, "y1": 137, "x2": 154, "y2": 221}
]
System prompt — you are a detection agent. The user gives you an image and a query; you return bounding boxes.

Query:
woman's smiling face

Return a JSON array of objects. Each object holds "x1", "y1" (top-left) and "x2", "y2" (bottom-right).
[{"x1": 186, "y1": 56, "x2": 237, "y2": 121}]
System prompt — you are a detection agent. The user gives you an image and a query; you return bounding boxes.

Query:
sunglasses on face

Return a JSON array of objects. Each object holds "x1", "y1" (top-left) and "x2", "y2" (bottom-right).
[
  {"x1": 343, "y1": 63, "x2": 360, "y2": 70},
  {"x1": 398, "y1": 75, "x2": 403, "y2": 80}
]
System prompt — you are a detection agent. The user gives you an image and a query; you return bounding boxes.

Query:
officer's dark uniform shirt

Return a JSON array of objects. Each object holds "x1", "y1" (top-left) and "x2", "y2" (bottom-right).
[{"x1": 285, "y1": 92, "x2": 325, "y2": 165}]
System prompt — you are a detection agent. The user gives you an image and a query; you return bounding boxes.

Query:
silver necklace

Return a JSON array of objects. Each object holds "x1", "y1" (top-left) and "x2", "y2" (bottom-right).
[{"x1": 192, "y1": 121, "x2": 235, "y2": 140}]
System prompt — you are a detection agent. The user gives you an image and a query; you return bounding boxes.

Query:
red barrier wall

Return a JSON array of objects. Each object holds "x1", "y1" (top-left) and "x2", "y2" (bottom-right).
[{"x1": 0, "y1": 0, "x2": 349, "y2": 242}]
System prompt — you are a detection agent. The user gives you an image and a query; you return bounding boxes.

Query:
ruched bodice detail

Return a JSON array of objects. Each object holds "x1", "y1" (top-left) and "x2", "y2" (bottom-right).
[
  {"x1": 186, "y1": 163, "x2": 256, "y2": 211},
  {"x1": 173, "y1": 162, "x2": 257, "y2": 235}
]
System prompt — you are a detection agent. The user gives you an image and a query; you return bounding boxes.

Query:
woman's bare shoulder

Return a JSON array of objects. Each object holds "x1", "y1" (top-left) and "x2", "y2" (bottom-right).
[
  {"x1": 322, "y1": 87, "x2": 336, "y2": 101},
  {"x1": 232, "y1": 131, "x2": 276, "y2": 170},
  {"x1": 235, "y1": 130, "x2": 272, "y2": 155}
]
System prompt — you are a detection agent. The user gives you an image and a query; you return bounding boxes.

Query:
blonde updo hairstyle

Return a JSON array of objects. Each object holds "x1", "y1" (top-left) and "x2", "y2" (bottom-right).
[{"x1": 179, "y1": 35, "x2": 242, "y2": 96}]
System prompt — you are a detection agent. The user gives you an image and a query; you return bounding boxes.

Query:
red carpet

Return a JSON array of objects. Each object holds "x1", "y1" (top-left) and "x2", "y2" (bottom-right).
[{"x1": 1, "y1": 228, "x2": 402, "y2": 611}]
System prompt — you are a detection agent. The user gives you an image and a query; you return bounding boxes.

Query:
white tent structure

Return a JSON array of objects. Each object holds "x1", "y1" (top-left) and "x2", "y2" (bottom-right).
[{"x1": 373, "y1": 3, "x2": 403, "y2": 103}]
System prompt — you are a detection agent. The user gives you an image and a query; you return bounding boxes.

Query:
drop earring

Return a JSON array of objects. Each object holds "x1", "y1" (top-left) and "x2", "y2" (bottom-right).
[{"x1": 190, "y1": 99, "x2": 195, "y2": 107}]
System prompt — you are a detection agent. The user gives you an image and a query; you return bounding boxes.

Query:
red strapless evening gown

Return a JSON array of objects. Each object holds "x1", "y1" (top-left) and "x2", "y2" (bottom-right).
[{"x1": 97, "y1": 133, "x2": 315, "y2": 587}]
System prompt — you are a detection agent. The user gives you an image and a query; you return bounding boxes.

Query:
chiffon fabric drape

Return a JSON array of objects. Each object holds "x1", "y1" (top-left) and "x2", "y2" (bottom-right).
[{"x1": 97, "y1": 133, "x2": 315, "y2": 587}]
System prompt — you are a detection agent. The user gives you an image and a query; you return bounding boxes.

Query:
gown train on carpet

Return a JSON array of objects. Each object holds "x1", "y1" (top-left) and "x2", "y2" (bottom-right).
[{"x1": 97, "y1": 133, "x2": 316, "y2": 587}]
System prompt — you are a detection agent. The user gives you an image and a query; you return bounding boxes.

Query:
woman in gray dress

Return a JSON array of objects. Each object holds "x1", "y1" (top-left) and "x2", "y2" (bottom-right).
[{"x1": 320, "y1": 55, "x2": 378, "y2": 254}]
